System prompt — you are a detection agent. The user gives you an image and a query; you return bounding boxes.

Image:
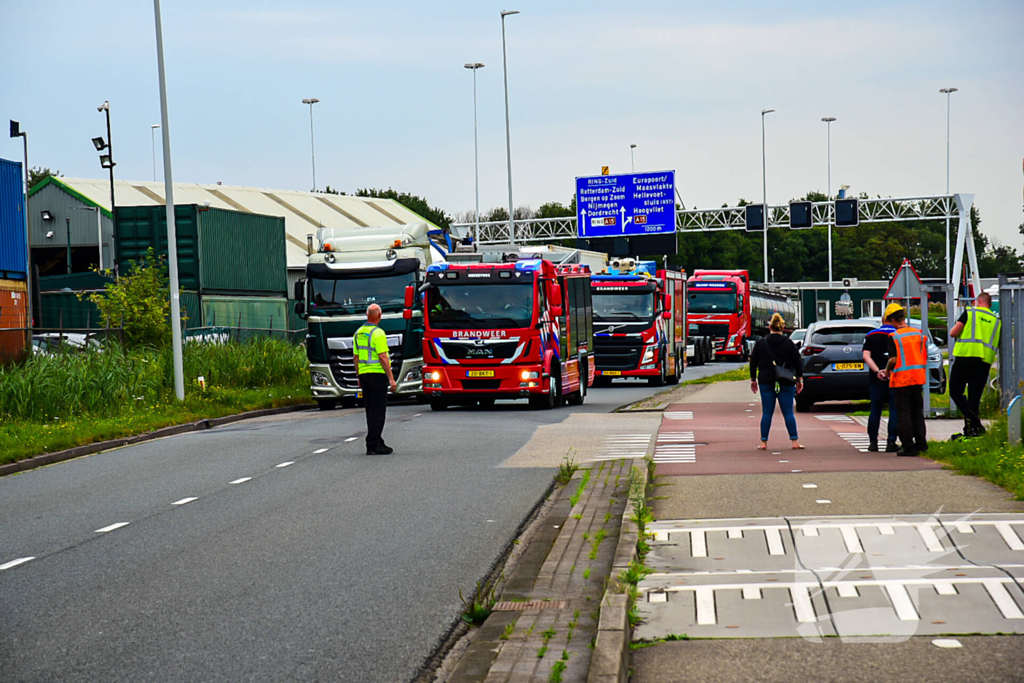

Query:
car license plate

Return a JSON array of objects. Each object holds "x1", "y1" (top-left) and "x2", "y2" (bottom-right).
[
  {"x1": 467, "y1": 370, "x2": 494, "y2": 378},
  {"x1": 832, "y1": 362, "x2": 864, "y2": 371},
  {"x1": 357, "y1": 391, "x2": 362, "y2": 399},
  {"x1": 602, "y1": 370, "x2": 622, "y2": 376}
]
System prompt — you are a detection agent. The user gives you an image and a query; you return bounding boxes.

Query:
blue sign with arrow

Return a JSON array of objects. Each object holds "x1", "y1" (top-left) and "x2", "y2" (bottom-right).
[{"x1": 576, "y1": 170, "x2": 676, "y2": 238}]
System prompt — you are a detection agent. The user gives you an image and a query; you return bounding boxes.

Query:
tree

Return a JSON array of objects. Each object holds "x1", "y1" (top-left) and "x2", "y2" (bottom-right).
[
  {"x1": 535, "y1": 200, "x2": 574, "y2": 219},
  {"x1": 356, "y1": 188, "x2": 451, "y2": 229},
  {"x1": 29, "y1": 167, "x2": 60, "y2": 191}
]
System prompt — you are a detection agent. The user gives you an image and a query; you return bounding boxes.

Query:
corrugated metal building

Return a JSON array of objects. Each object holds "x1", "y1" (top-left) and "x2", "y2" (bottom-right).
[
  {"x1": 27, "y1": 177, "x2": 431, "y2": 290},
  {"x1": 1, "y1": 158, "x2": 28, "y2": 280}
]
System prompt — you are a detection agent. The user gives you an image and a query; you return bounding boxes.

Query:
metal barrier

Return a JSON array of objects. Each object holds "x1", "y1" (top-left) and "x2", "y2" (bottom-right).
[{"x1": 998, "y1": 274, "x2": 1024, "y2": 412}]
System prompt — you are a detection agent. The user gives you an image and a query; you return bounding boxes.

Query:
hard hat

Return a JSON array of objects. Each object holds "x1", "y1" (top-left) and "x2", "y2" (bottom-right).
[{"x1": 883, "y1": 302, "x2": 904, "y2": 320}]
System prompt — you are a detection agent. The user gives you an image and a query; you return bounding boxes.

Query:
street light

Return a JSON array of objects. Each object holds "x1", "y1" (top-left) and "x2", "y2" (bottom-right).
[
  {"x1": 464, "y1": 63, "x2": 485, "y2": 239},
  {"x1": 940, "y1": 87, "x2": 958, "y2": 284},
  {"x1": 821, "y1": 116, "x2": 836, "y2": 286},
  {"x1": 630, "y1": 143, "x2": 637, "y2": 173},
  {"x1": 9, "y1": 119, "x2": 32, "y2": 347},
  {"x1": 96, "y1": 101, "x2": 117, "y2": 269},
  {"x1": 151, "y1": 124, "x2": 161, "y2": 181},
  {"x1": 761, "y1": 109, "x2": 775, "y2": 282},
  {"x1": 500, "y1": 9, "x2": 520, "y2": 245},
  {"x1": 301, "y1": 98, "x2": 320, "y2": 192}
]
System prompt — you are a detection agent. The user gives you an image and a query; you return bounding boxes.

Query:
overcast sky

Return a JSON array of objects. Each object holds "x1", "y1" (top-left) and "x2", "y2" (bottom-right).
[{"x1": 2, "y1": 0, "x2": 1021, "y2": 248}]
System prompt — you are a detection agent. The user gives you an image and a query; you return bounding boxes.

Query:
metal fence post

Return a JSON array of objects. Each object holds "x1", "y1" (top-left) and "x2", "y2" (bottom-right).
[{"x1": 1009, "y1": 396, "x2": 1021, "y2": 446}]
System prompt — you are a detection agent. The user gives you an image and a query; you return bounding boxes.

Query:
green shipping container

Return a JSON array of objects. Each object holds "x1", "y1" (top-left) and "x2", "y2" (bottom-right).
[
  {"x1": 115, "y1": 205, "x2": 287, "y2": 295},
  {"x1": 38, "y1": 291, "x2": 103, "y2": 329},
  {"x1": 201, "y1": 295, "x2": 288, "y2": 342}
]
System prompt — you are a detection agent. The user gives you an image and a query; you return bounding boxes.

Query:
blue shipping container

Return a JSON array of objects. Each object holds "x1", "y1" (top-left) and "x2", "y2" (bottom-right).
[{"x1": 0, "y1": 158, "x2": 27, "y2": 279}]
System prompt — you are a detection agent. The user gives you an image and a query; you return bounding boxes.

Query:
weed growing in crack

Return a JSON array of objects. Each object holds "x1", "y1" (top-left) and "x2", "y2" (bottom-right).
[
  {"x1": 459, "y1": 578, "x2": 497, "y2": 626},
  {"x1": 555, "y1": 450, "x2": 579, "y2": 486},
  {"x1": 500, "y1": 623, "x2": 514, "y2": 640},
  {"x1": 570, "y1": 469, "x2": 591, "y2": 508}
]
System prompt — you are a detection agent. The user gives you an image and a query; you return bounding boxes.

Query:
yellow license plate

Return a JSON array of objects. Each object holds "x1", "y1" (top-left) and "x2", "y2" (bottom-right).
[
  {"x1": 357, "y1": 391, "x2": 362, "y2": 399},
  {"x1": 833, "y1": 362, "x2": 864, "y2": 371},
  {"x1": 467, "y1": 370, "x2": 495, "y2": 378},
  {"x1": 602, "y1": 370, "x2": 622, "y2": 376}
]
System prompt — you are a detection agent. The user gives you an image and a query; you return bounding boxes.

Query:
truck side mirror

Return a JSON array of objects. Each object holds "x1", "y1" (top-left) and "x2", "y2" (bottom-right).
[
  {"x1": 661, "y1": 310, "x2": 671, "y2": 319},
  {"x1": 664, "y1": 293, "x2": 672, "y2": 312},
  {"x1": 294, "y1": 278, "x2": 306, "y2": 301},
  {"x1": 551, "y1": 305, "x2": 563, "y2": 318},
  {"x1": 403, "y1": 284, "x2": 415, "y2": 320},
  {"x1": 294, "y1": 300, "x2": 305, "y2": 316},
  {"x1": 550, "y1": 282, "x2": 562, "y2": 305}
]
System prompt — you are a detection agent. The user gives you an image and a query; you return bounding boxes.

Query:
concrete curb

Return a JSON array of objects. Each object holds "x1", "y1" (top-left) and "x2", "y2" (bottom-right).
[
  {"x1": 0, "y1": 403, "x2": 316, "y2": 477},
  {"x1": 587, "y1": 459, "x2": 648, "y2": 683}
]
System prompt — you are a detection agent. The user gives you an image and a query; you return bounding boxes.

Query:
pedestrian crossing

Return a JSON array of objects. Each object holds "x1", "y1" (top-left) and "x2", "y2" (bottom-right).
[
  {"x1": 815, "y1": 415, "x2": 855, "y2": 423},
  {"x1": 663, "y1": 411, "x2": 693, "y2": 420},
  {"x1": 590, "y1": 434, "x2": 651, "y2": 462},
  {"x1": 655, "y1": 432, "x2": 697, "y2": 463},
  {"x1": 838, "y1": 432, "x2": 872, "y2": 452}
]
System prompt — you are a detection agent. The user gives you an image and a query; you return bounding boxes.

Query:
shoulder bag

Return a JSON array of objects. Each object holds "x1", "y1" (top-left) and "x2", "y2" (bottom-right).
[{"x1": 766, "y1": 339, "x2": 797, "y2": 383}]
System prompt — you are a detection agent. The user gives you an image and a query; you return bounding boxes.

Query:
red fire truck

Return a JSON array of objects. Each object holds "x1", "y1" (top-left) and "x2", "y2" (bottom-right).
[
  {"x1": 686, "y1": 269, "x2": 797, "y2": 361},
  {"x1": 590, "y1": 260, "x2": 687, "y2": 386},
  {"x1": 419, "y1": 256, "x2": 594, "y2": 410}
]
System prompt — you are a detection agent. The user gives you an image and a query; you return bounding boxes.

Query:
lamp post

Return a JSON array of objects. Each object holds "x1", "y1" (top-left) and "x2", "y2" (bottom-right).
[
  {"x1": 94, "y1": 101, "x2": 117, "y2": 270},
  {"x1": 464, "y1": 63, "x2": 485, "y2": 239},
  {"x1": 821, "y1": 116, "x2": 836, "y2": 286},
  {"x1": 500, "y1": 9, "x2": 520, "y2": 245},
  {"x1": 301, "y1": 98, "x2": 319, "y2": 192},
  {"x1": 761, "y1": 109, "x2": 775, "y2": 282},
  {"x1": 630, "y1": 143, "x2": 637, "y2": 173},
  {"x1": 151, "y1": 124, "x2": 160, "y2": 181},
  {"x1": 940, "y1": 87, "x2": 958, "y2": 284},
  {"x1": 8, "y1": 118, "x2": 31, "y2": 348}
]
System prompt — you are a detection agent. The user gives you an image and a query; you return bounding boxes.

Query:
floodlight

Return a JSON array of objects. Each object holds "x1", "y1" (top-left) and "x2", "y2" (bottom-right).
[
  {"x1": 99, "y1": 154, "x2": 115, "y2": 169},
  {"x1": 40, "y1": 210, "x2": 53, "y2": 221},
  {"x1": 92, "y1": 136, "x2": 107, "y2": 151}
]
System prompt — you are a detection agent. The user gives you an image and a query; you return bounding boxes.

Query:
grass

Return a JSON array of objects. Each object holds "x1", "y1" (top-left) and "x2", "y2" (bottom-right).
[
  {"x1": 587, "y1": 528, "x2": 608, "y2": 560},
  {"x1": 555, "y1": 451, "x2": 579, "y2": 485},
  {"x1": 630, "y1": 633, "x2": 690, "y2": 650},
  {"x1": 682, "y1": 366, "x2": 749, "y2": 385},
  {"x1": 926, "y1": 418, "x2": 1024, "y2": 500},
  {"x1": 0, "y1": 339, "x2": 309, "y2": 466},
  {"x1": 570, "y1": 469, "x2": 591, "y2": 508},
  {"x1": 500, "y1": 623, "x2": 514, "y2": 640}
]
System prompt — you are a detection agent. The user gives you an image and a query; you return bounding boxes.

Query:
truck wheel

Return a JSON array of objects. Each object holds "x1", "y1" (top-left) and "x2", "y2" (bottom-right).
[
  {"x1": 317, "y1": 400, "x2": 337, "y2": 411},
  {"x1": 567, "y1": 366, "x2": 587, "y2": 406},
  {"x1": 667, "y1": 357, "x2": 681, "y2": 385},
  {"x1": 795, "y1": 397, "x2": 814, "y2": 413},
  {"x1": 532, "y1": 374, "x2": 561, "y2": 409},
  {"x1": 429, "y1": 399, "x2": 448, "y2": 412},
  {"x1": 649, "y1": 363, "x2": 666, "y2": 387}
]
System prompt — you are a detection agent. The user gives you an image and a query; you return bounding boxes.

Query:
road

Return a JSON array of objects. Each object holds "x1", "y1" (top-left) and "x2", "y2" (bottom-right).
[{"x1": 0, "y1": 362, "x2": 730, "y2": 682}]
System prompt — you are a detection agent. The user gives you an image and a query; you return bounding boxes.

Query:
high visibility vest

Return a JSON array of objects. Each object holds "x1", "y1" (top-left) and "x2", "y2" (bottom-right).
[
  {"x1": 952, "y1": 306, "x2": 1000, "y2": 365},
  {"x1": 354, "y1": 324, "x2": 386, "y2": 374},
  {"x1": 890, "y1": 327, "x2": 927, "y2": 388}
]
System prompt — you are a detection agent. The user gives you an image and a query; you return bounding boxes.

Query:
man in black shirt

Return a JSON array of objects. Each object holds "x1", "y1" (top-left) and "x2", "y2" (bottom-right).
[{"x1": 861, "y1": 304, "x2": 901, "y2": 452}]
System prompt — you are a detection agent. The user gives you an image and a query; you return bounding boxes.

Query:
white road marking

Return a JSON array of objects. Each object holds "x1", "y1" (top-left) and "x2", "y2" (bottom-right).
[
  {"x1": 790, "y1": 584, "x2": 816, "y2": 622},
  {"x1": 742, "y1": 586, "x2": 762, "y2": 600},
  {"x1": 95, "y1": 522, "x2": 129, "y2": 533},
  {"x1": 230, "y1": 477, "x2": 252, "y2": 485},
  {"x1": 840, "y1": 525, "x2": 864, "y2": 553},
  {"x1": 765, "y1": 528, "x2": 785, "y2": 555},
  {"x1": 885, "y1": 583, "x2": 920, "y2": 620},
  {"x1": 817, "y1": 500, "x2": 832, "y2": 504},
  {"x1": 836, "y1": 583, "x2": 859, "y2": 598},
  {"x1": 791, "y1": 469, "x2": 802, "y2": 473},
  {"x1": 983, "y1": 579, "x2": 1024, "y2": 619},
  {"x1": 727, "y1": 528, "x2": 743, "y2": 539},
  {"x1": 695, "y1": 586, "x2": 716, "y2": 625},
  {"x1": 816, "y1": 415, "x2": 854, "y2": 422},
  {"x1": 172, "y1": 497, "x2": 197, "y2": 506},
  {"x1": 878, "y1": 524, "x2": 896, "y2": 535},
  {"x1": 802, "y1": 484, "x2": 818, "y2": 489},
  {"x1": 932, "y1": 639, "x2": 963, "y2": 648},
  {"x1": 995, "y1": 522, "x2": 1024, "y2": 551},
  {"x1": 691, "y1": 530, "x2": 707, "y2": 558},
  {"x1": 802, "y1": 526, "x2": 819, "y2": 537},
  {"x1": 276, "y1": 461, "x2": 294, "y2": 468},
  {"x1": 345, "y1": 437, "x2": 358, "y2": 442},
  {"x1": 838, "y1": 432, "x2": 872, "y2": 452},
  {"x1": 917, "y1": 524, "x2": 945, "y2": 552},
  {"x1": 313, "y1": 448, "x2": 329, "y2": 454},
  {"x1": 956, "y1": 523, "x2": 974, "y2": 534},
  {"x1": 0, "y1": 557, "x2": 35, "y2": 571},
  {"x1": 934, "y1": 581, "x2": 958, "y2": 595},
  {"x1": 649, "y1": 591, "x2": 667, "y2": 603}
]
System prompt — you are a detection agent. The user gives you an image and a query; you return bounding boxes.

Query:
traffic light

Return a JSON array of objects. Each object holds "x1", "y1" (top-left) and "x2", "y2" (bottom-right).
[
  {"x1": 789, "y1": 201, "x2": 813, "y2": 229},
  {"x1": 835, "y1": 198, "x2": 859, "y2": 227},
  {"x1": 744, "y1": 204, "x2": 765, "y2": 232}
]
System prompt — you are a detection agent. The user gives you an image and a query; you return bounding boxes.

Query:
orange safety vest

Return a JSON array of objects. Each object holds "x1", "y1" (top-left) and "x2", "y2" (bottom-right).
[{"x1": 889, "y1": 326, "x2": 927, "y2": 388}]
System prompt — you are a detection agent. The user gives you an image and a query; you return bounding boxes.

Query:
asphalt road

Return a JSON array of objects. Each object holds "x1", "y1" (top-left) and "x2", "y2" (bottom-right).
[{"x1": 0, "y1": 362, "x2": 731, "y2": 682}]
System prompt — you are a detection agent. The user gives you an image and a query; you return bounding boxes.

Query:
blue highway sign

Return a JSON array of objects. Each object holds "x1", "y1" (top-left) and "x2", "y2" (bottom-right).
[{"x1": 576, "y1": 170, "x2": 676, "y2": 238}]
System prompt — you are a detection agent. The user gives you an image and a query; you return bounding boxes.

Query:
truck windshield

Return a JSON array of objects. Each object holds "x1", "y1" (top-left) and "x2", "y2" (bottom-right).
[
  {"x1": 592, "y1": 292, "x2": 655, "y2": 320},
  {"x1": 309, "y1": 271, "x2": 415, "y2": 314},
  {"x1": 688, "y1": 290, "x2": 737, "y2": 313},
  {"x1": 428, "y1": 283, "x2": 534, "y2": 329}
]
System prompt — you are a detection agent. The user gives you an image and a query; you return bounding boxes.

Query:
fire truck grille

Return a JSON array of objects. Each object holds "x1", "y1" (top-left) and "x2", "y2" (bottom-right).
[
  {"x1": 328, "y1": 348, "x2": 404, "y2": 390},
  {"x1": 594, "y1": 337, "x2": 643, "y2": 371},
  {"x1": 438, "y1": 339, "x2": 522, "y2": 360},
  {"x1": 692, "y1": 323, "x2": 730, "y2": 339}
]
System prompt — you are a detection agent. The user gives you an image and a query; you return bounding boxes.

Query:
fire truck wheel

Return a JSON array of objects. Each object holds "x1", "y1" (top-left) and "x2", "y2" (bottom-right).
[
  {"x1": 649, "y1": 361, "x2": 667, "y2": 387},
  {"x1": 567, "y1": 369, "x2": 586, "y2": 406},
  {"x1": 667, "y1": 358, "x2": 681, "y2": 385},
  {"x1": 429, "y1": 398, "x2": 448, "y2": 412},
  {"x1": 317, "y1": 400, "x2": 337, "y2": 411}
]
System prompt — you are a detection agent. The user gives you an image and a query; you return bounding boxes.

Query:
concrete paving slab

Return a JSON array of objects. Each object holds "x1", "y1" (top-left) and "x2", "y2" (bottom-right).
[
  {"x1": 672, "y1": 380, "x2": 754, "y2": 404},
  {"x1": 498, "y1": 412, "x2": 659, "y2": 468}
]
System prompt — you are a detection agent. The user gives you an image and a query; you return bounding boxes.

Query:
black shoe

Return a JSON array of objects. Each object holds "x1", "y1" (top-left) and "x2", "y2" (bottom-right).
[
  {"x1": 868, "y1": 439, "x2": 879, "y2": 452},
  {"x1": 885, "y1": 441, "x2": 900, "y2": 452},
  {"x1": 970, "y1": 424, "x2": 987, "y2": 437},
  {"x1": 899, "y1": 449, "x2": 919, "y2": 457},
  {"x1": 366, "y1": 445, "x2": 394, "y2": 455}
]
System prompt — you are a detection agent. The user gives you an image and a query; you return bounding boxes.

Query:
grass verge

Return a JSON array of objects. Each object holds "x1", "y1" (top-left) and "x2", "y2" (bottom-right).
[
  {"x1": 925, "y1": 419, "x2": 1024, "y2": 500},
  {"x1": 681, "y1": 366, "x2": 749, "y2": 385}
]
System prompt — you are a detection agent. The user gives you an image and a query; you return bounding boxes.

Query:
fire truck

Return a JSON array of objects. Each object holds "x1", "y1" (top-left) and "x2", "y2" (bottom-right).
[
  {"x1": 686, "y1": 269, "x2": 797, "y2": 361},
  {"x1": 419, "y1": 255, "x2": 594, "y2": 411},
  {"x1": 590, "y1": 259, "x2": 687, "y2": 386}
]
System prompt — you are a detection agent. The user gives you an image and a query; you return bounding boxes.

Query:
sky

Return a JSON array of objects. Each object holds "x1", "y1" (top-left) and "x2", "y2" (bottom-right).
[{"x1": 2, "y1": 0, "x2": 1022, "y2": 249}]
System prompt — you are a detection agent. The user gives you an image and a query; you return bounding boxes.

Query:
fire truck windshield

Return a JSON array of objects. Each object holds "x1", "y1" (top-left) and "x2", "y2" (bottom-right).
[
  {"x1": 428, "y1": 283, "x2": 534, "y2": 329},
  {"x1": 592, "y1": 291, "x2": 655, "y2": 320},
  {"x1": 688, "y1": 290, "x2": 738, "y2": 313},
  {"x1": 309, "y1": 271, "x2": 415, "y2": 314}
]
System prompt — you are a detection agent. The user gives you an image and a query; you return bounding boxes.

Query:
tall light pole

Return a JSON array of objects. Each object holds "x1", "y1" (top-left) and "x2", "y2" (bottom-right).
[
  {"x1": 630, "y1": 143, "x2": 637, "y2": 173},
  {"x1": 153, "y1": 0, "x2": 184, "y2": 401},
  {"x1": 761, "y1": 109, "x2": 775, "y2": 282},
  {"x1": 821, "y1": 116, "x2": 836, "y2": 286},
  {"x1": 500, "y1": 9, "x2": 520, "y2": 245},
  {"x1": 940, "y1": 87, "x2": 958, "y2": 284},
  {"x1": 94, "y1": 101, "x2": 118, "y2": 270},
  {"x1": 151, "y1": 124, "x2": 160, "y2": 181},
  {"x1": 9, "y1": 120, "x2": 32, "y2": 346},
  {"x1": 464, "y1": 63, "x2": 485, "y2": 239},
  {"x1": 302, "y1": 98, "x2": 320, "y2": 192}
]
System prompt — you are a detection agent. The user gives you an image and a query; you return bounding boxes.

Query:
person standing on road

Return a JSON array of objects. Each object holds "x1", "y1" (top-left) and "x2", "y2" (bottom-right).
[
  {"x1": 354, "y1": 304, "x2": 398, "y2": 455},
  {"x1": 750, "y1": 313, "x2": 805, "y2": 450},
  {"x1": 883, "y1": 308, "x2": 928, "y2": 456},
  {"x1": 862, "y1": 303, "x2": 902, "y2": 452},
  {"x1": 948, "y1": 292, "x2": 1001, "y2": 439}
]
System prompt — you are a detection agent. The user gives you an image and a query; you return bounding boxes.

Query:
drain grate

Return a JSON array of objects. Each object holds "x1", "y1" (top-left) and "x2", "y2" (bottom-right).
[{"x1": 493, "y1": 600, "x2": 567, "y2": 611}]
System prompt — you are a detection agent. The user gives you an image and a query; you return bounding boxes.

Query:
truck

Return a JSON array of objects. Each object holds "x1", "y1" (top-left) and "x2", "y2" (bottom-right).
[
  {"x1": 294, "y1": 222, "x2": 449, "y2": 410},
  {"x1": 590, "y1": 259, "x2": 688, "y2": 386},
  {"x1": 686, "y1": 269, "x2": 797, "y2": 361},
  {"x1": 419, "y1": 254, "x2": 594, "y2": 411}
]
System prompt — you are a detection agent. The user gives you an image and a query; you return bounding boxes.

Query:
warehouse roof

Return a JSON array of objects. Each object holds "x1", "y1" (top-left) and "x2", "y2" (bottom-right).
[{"x1": 28, "y1": 176, "x2": 430, "y2": 269}]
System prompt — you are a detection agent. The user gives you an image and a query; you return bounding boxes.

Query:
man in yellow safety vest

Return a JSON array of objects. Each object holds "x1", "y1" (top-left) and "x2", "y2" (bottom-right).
[
  {"x1": 949, "y1": 292, "x2": 1001, "y2": 438},
  {"x1": 354, "y1": 304, "x2": 398, "y2": 455}
]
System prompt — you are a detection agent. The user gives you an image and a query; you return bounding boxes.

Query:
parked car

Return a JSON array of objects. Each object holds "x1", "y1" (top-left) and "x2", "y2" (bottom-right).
[
  {"x1": 789, "y1": 328, "x2": 806, "y2": 350},
  {"x1": 797, "y1": 318, "x2": 946, "y2": 412},
  {"x1": 32, "y1": 333, "x2": 105, "y2": 355}
]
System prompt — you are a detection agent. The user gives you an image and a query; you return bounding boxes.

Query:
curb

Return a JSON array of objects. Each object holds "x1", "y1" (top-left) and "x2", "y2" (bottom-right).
[
  {"x1": 0, "y1": 403, "x2": 316, "y2": 477},
  {"x1": 587, "y1": 458, "x2": 648, "y2": 683}
]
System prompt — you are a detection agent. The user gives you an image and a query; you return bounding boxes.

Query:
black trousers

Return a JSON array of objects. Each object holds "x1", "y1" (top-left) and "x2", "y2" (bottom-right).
[
  {"x1": 894, "y1": 385, "x2": 927, "y2": 452},
  {"x1": 359, "y1": 373, "x2": 388, "y2": 451},
  {"x1": 949, "y1": 356, "x2": 990, "y2": 431}
]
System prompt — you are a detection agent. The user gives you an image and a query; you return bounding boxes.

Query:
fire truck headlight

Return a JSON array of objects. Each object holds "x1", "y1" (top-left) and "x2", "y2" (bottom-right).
[
  {"x1": 520, "y1": 370, "x2": 540, "y2": 380},
  {"x1": 426, "y1": 371, "x2": 441, "y2": 381},
  {"x1": 405, "y1": 366, "x2": 422, "y2": 382},
  {"x1": 311, "y1": 371, "x2": 332, "y2": 387},
  {"x1": 642, "y1": 345, "x2": 655, "y2": 364},
  {"x1": 728, "y1": 334, "x2": 738, "y2": 347}
]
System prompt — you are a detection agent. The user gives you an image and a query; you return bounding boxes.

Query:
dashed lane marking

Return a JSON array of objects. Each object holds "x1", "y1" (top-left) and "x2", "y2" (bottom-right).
[
  {"x1": 313, "y1": 448, "x2": 329, "y2": 454},
  {"x1": 345, "y1": 437, "x2": 358, "y2": 442},
  {"x1": 172, "y1": 497, "x2": 198, "y2": 506},
  {"x1": 95, "y1": 522, "x2": 130, "y2": 533},
  {"x1": 230, "y1": 477, "x2": 251, "y2": 485},
  {"x1": 275, "y1": 462, "x2": 294, "y2": 468},
  {"x1": 0, "y1": 557, "x2": 35, "y2": 571}
]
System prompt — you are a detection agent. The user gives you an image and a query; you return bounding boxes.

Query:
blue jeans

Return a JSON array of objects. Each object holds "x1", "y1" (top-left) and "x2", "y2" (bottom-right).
[
  {"x1": 760, "y1": 384, "x2": 799, "y2": 442},
  {"x1": 867, "y1": 382, "x2": 898, "y2": 443}
]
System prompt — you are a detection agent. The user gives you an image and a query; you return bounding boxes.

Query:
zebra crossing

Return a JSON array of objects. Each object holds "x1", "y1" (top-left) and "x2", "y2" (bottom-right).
[
  {"x1": 655, "y1": 432, "x2": 697, "y2": 463},
  {"x1": 663, "y1": 411, "x2": 693, "y2": 420},
  {"x1": 815, "y1": 414, "x2": 855, "y2": 423},
  {"x1": 838, "y1": 432, "x2": 873, "y2": 452},
  {"x1": 590, "y1": 434, "x2": 651, "y2": 462}
]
